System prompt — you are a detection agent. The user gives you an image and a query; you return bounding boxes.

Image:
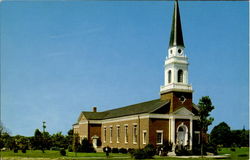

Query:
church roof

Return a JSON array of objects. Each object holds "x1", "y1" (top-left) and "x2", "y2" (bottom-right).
[
  {"x1": 169, "y1": 0, "x2": 185, "y2": 48},
  {"x1": 81, "y1": 99, "x2": 169, "y2": 120}
]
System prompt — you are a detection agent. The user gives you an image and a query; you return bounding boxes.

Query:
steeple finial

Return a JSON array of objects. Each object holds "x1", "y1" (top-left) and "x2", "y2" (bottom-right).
[{"x1": 169, "y1": 0, "x2": 185, "y2": 48}]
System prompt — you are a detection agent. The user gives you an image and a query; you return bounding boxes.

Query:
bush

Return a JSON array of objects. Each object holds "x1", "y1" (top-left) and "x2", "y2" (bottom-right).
[
  {"x1": 60, "y1": 149, "x2": 66, "y2": 156},
  {"x1": 128, "y1": 148, "x2": 135, "y2": 154},
  {"x1": 68, "y1": 145, "x2": 73, "y2": 152},
  {"x1": 175, "y1": 145, "x2": 191, "y2": 156},
  {"x1": 119, "y1": 148, "x2": 127, "y2": 154},
  {"x1": 132, "y1": 149, "x2": 147, "y2": 159},
  {"x1": 112, "y1": 148, "x2": 119, "y2": 153},
  {"x1": 79, "y1": 138, "x2": 95, "y2": 153},
  {"x1": 157, "y1": 141, "x2": 173, "y2": 156},
  {"x1": 51, "y1": 147, "x2": 61, "y2": 151},
  {"x1": 230, "y1": 148, "x2": 236, "y2": 152},
  {"x1": 103, "y1": 146, "x2": 111, "y2": 153},
  {"x1": 13, "y1": 149, "x2": 18, "y2": 153},
  {"x1": 130, "y1": 144, "x2": 156, "y2": 159},
  {"x1": 21, "y1": 149, "x2": 26, "y2": 153},
  {"x1": 143, "y1": 144, "x2": 156, "y2": 158}
]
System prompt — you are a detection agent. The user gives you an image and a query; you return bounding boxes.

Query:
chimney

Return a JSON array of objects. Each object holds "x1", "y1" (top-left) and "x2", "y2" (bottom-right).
[{"x1": 92, "y1": 107, "x2": 97, "y2": 112}]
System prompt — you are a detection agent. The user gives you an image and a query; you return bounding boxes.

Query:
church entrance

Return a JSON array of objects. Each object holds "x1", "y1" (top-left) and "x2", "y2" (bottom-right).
[{"x1": 176, "y1": 124, "x2": 188, "y2": 146}]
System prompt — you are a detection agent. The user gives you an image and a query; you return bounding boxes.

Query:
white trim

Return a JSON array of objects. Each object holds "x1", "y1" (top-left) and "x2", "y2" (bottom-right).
[
  {"x1": 103, "y1": 127, "x2": 107, "y2": 143},
  {"x1": 83, "y1": 113, "x2": 198, "y2": 125},
  {"x1": 156, "y1": 130, "x2": 164, "y2": 145},
  {"x1": 189, "y1": 118, "x2": 193, "y2": 150},
  {"x1": 73, "y1": 125, "x2": 79, "y2": 129},
  {"x1": 176, "y1": 123, "x2": 188, "y2": 146}
]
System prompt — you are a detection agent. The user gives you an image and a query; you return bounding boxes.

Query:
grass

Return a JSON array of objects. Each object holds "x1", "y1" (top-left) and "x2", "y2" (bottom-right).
[
  {"x1": 0, "y1": 147, "x2": 249, "y2": 160},
  {"x1": 218, "y1": 147, "x2": 249, "y2": 160}
]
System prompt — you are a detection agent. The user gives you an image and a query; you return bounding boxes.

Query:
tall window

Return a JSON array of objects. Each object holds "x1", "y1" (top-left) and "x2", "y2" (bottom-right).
[
  {"x1": 178, "y1": 69, "x2": 183, "y2": 83},
  {"x1": 133, "y1": 125, "x2": 137, "y2": 144},
  {"x1": 168, "y1": 70, "x2": 172, "y2": 83},
  {"x1": 125, "y1": 125, "x2": 128, "y2": 143},
  {"x1": 104, "y1": 127, "x2": 106, "y2": 142},
  {"x1": 156, "y1": 130, "x2": 163, "y2": 145},
  {"x1": 110, "y1": 127, "x2": 113, "y2": 143},
  {"x1": 117, "y1": 126, "x2": 120, "y2": 143},
  {"x1": 143, "y1": 130, "x2": 147, "y2": 144}
]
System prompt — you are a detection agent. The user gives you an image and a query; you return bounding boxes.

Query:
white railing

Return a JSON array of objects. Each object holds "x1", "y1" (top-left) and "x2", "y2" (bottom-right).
[{"x1": 160, "y1": 83, "x2": 192, "y2": 92}]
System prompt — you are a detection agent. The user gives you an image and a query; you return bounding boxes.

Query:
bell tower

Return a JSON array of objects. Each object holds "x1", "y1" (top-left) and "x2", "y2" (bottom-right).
[{"x1": 160, "y1": 0, "x2": 193, "y2": 112}]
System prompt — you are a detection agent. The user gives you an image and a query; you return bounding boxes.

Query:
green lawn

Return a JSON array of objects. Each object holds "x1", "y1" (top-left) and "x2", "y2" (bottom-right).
[{"x1": 0, "y1": 147, "x2": 249, "y2": 160}]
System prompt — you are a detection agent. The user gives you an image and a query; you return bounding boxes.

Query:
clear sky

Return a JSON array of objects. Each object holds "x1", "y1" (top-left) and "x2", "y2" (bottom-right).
[{"x1": 0, "y1": 0, "x2": 248, "y2": 136}]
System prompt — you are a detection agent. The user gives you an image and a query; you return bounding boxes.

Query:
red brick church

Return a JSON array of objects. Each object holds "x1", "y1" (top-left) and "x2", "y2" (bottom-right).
[{"x1": 73, "y1": 0, "x2": 200, "y2": 153}]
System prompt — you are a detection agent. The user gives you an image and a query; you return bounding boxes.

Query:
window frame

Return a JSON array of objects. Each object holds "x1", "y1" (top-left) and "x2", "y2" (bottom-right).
[{"x1": 156, "y1": 130, "x2": 163, "y2": 145}]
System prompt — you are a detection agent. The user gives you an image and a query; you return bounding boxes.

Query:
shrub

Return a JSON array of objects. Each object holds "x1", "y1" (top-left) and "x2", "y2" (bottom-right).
[
  {"x1": 60, "y1": 149, "x2": 66, "y2": 156},
  {"x1": 230, "y1": 148, "x2": 236, "y2": 152},
  {"x1": 112, "y1": 148, "x2": 119, "y2": 153},
  {"x1": 130, "y1": 144, "x2": 156, "y2": 159},
  {"x1": 175, "y1": 145, "x2": 191, "y2": 156},
  {"x1": 68, "y1": 145, "x2": 73, "y2": 152},
  {"x1": 132, "y1": 149, "x2": 147, "y2": 159},
  {"x1": 103, "y1": 146, "x2": 111, "y2": 153},
  {"x1": 143, "y1": 144, "x2": 156, "y2": 158},
  {"x1": 51, "y1": 147, "x2": 61, "y2": 151},
  {"x1": 13, "y1": 149, "x2": 18, "y2": 153},
  {"x1": 128, "y1": 148, "x2": 135, "y2": 154},
  {"x1": 21, "y1": 149, "x2": 26, "y2": 153},
  {"x1": 157, "y1": 141, "x2": 173, "y2": 156},
  {"x1": 119, "y1": 148, "x2": 127, "y2": 154},
  {"x1": 79, "y1": 138, "x2": 95, "y2": 153}
]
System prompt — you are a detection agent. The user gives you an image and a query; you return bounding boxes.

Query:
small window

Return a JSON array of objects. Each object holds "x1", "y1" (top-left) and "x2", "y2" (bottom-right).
[
  {"x1": 178, "y1": 70, "x2": 183, "y2": 83},
  {"x1": 110, "y1": 127, "x2": 113, "y2": 143},
  {"x1": 168, "y1": 70, "x2": 172, "y2": 83},
  {"x1": 143, "y1": 130, "x2": 147, "y2": 144},
  {"x1": 156, "y1": 130, "x2": 163, "y2": 145},
  {"x1": 133, "y1": 125, "x2": 137, "y2": 144},
  {"x1": 125, "y1": 125, "x2": 128, "y2": 143},
  {"x1": 117, "y1": 126, "x2": 120, "y2": 143}
]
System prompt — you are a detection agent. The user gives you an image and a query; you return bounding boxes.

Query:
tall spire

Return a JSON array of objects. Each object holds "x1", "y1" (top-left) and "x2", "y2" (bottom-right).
[{"x1": 169, "y1": 0, "x2": 185, "y2": 48}]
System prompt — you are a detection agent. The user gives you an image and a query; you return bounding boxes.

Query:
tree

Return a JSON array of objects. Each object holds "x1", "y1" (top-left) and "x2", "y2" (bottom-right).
[
  {"x1": 197, "y1": 96, "x2": 215, "y2": 155},
  {"x1": 210, "y1": 122, "x2": 231, "y2": 147},
  {"x1": 51, "y1": 132, "x2": 67, "y2": 149},
  {"x1": 66, "y1": 129, "x2": 74, "y2": 151},
  {"x1": 31, "y1": 129, "x2": 44, "y2": 152},
  {"x1": 72, "y1": 133, "x2": 80, "y2": 156}
]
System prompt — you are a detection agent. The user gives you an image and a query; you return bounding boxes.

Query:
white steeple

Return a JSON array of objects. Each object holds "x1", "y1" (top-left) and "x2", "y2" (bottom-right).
[{"x1": 160, "y1": 0, "x2": 192, "y2": 94}]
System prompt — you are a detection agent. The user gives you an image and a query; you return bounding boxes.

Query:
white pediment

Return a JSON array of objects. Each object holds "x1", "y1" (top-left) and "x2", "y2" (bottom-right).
[{"x1": 173, "y1": 107, "x2": 194, "y2": 116}]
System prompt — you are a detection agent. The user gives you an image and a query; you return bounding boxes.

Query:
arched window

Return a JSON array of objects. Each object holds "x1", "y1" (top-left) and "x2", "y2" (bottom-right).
[
  {"x1": 178, "y1": 70, "x2": 183, "y2": 83},
  {"x1": 168, "y1": 70, "x2": 172, "y2": 83}
]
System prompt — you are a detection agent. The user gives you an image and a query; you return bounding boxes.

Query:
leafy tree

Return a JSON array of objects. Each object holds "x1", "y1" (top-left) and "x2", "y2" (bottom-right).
[
  {"x1": 51, "y1": 132, "x2": 67, "y2": 149},
  {"x1": 66, "y1": 129, "x2": 74, "y2": 151},
  {"x1": 79, "y1": 138, "x2": 95, "y2": 153},
  {"x1": 72, "y1": 133, "x2": 80, "y2": 156},
  {"x1": 197, "y1": 96, "x2": 215, "y2": 155},
  {"x1": 14, "y1": 135, "x2": 29, "y2": 150},
  {"x1": 210, "y1": 122, "x2": 231, "y2": 147},
  {"x1": 31, "y1": 129, "x2": 45, "y2": 152}
]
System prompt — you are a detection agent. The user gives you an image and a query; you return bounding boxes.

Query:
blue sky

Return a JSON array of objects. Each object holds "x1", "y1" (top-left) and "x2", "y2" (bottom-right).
[{"x1": 1, "y1": 1, "x2": 248, "y2": 136}]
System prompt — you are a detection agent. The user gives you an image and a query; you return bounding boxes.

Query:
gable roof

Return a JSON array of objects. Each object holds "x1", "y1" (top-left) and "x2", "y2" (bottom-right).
[{"x1": 80, "y1": 99, "x2": 170, "y2": 121}]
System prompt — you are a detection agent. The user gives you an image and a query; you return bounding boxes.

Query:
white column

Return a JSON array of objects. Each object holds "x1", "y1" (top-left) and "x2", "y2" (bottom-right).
[
  {"x1": 170, "y1": 116, "x2": 175, "y2": 145},
  {"x1": 189, "y1": 118, "x2": 193, "y2": 150}
]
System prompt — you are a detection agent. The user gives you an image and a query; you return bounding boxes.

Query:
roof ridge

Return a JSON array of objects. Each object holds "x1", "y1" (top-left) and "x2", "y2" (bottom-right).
[{"x1": 103, "y1": 98, "x2": 161, "y2": 113}]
